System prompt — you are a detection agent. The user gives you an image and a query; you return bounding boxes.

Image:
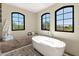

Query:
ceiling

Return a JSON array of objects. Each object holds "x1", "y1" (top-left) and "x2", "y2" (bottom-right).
[{"x1": 7, "y1": 3, "x2": 54, "y2": 13}]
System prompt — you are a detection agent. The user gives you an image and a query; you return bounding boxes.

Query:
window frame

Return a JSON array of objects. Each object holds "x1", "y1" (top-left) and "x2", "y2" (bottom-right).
[
  {"x1": 41, "y1": 13, "x2": 50, "y2": 31},
  {"x1": 55, "y1": 5, "x2": 74, "y2": 32},
  {"x1": 11, "y1": 12, "x2": 25, "y2": 31}
]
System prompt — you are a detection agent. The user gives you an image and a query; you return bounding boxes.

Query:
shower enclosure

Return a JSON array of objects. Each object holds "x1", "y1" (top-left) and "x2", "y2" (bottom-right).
[{"x1": 0, "y1": 3, "x2": 14, "y2": 41}]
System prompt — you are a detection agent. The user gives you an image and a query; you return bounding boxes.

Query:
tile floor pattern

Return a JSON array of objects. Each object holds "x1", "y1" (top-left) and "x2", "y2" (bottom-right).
[
  {"x1": 1, "y1": 44, "x2": 41, "y2": 56},
  {"x1": 1, "y1": 44, "x2": 69, "y2": 56}
]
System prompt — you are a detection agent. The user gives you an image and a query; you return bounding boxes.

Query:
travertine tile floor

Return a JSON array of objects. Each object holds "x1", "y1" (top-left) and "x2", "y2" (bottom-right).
[
  {"x1": 1, "y1": 44, "x2": 41, "y2": 56},
  {"x1": 1, "y1": 44, "x2": 70, "y2": 56}
]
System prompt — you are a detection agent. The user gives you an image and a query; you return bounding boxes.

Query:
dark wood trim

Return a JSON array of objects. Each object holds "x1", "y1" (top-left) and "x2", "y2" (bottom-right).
[
  {"x1": 55, "y1": 5, "x2": 74, "y2": 33},
  {"x1": 41, "y1": 13, "x2": 50, "y2": 31},
  {"x1": 34, "y1": 48, "x2": 44, "y2": 56},
  {"x1": 65, "y1": 52, "x2": 74, "y2": 56},
  {"x1": 0, "y1": 3, "x2": 2, "y2": 22},
  {"x1": 11, "y1": 12, "x2": 25, "y2": 31}
]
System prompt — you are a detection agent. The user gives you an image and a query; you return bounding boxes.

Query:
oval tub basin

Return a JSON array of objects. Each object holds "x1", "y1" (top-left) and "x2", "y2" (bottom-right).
[{"x1": 32, "y1": 36, "x2": 66, "y2": 56}]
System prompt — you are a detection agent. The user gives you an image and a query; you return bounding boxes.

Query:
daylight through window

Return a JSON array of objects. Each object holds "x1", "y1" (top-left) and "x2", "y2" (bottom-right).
[
  {"x1": 55, "y1": 5, "x2": 74, "y2": 32},
  {"x1": 11, "y1": 12, "x2": 25, "y2": 31}
]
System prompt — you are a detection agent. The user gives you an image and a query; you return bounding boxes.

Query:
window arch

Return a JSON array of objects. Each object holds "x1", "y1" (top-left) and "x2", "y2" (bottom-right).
[
  {"x1": 41, "y1": 13, "x2": 50, "y2": 31},
  {"x1": 55, "y1": 5, "x2": 74, "y2": 32},
  {"x1": 11, "y1": 12, "x2": 25, "y2": 31}
]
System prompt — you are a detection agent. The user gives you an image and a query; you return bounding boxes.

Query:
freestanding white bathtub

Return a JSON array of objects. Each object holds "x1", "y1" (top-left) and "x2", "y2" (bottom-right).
[{"x1": 32, "y1": 36, "x2": 66, "y2": 56}]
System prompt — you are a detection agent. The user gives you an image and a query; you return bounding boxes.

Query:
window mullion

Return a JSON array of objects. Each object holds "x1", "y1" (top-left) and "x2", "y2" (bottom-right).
[
  {"x1": 45, "y1": 16, "x2": 46, "y2": 30},
  {"x1": 63, "y1": 9, "x2": 64, "y2": 31},
  {"x1": 18, "y1": 14, "x2": 19, "y2": 30}
]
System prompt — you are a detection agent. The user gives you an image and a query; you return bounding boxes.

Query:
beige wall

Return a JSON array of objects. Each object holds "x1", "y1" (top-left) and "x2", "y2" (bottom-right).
[
  {"x1": 2, "y1": 3, "x2": 37, "y2": 40},
  {"x1": 37, "y1": 3, "x2": 79, "y2": 55}
]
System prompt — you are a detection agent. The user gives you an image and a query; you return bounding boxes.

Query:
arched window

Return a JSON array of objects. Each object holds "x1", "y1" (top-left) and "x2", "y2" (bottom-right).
[
  {"x1": 41, "y1": 13, "x2": 50, "y2": 31},
  {"x1": 11, "y1": 12, "x2": 25, "y2": 31},
  {"x1": 55, "y1": 5, "x2": 74, "y2": 32}
]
